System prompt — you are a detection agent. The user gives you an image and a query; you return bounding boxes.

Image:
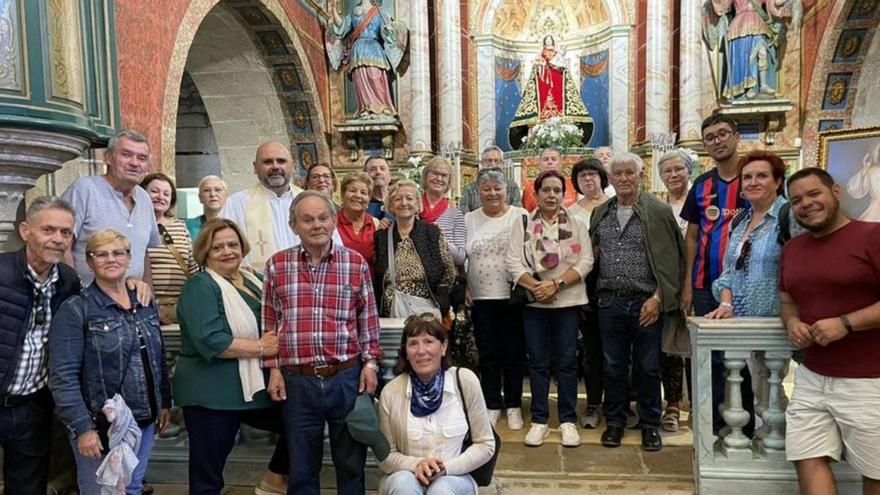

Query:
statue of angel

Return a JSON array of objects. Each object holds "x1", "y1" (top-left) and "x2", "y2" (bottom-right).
[{"x1": 326, "y1": 0, "x2": 408, "y2": 119}]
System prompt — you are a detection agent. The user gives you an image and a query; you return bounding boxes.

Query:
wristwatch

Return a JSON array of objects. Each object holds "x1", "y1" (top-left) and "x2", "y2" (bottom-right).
[
  {"x1": 556, "y1": 279, "x2": 566, "y2": 290},
  {"x1": 364, "y1": 361, "x2": 379, "y2": 371}
]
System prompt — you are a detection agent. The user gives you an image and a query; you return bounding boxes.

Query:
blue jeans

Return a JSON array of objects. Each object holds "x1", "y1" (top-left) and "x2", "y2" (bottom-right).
[
  {"x1": 598, "y1": 297, "x2": 663, "y2": 429},
  {"x1": 523, "y1": 306, "x2": 580, "y2": 424},
  {"x1": 70, "y1": 423, "x2": 155, "y2": 495},
  {"x1": 0, "y1": 390, "x2": 53, "y2": 493},
  {"x1": 384, "y1": 470, "x2": 475, "y2": 495},
  {"x1": 281, "y1": 364, "x2": 365, "y2": 495},
  {"x1": 693, "y1": 289, "x2": 756, "y2": 435}
]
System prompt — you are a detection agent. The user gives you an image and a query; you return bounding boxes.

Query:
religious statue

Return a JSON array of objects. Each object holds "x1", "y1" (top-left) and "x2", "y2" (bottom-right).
[
  {"x1": 326, "y1": 0, "x2": 408, "y2": 120},
  {"x1": 847, "y1": 142, "x2": 880, "y2": 222},
  {"x1": 509, "y1": 35, "x2": 592, "y2": 149},
  {"x1": 703, "y1": 0, "x2": 802, "y2": 102}
]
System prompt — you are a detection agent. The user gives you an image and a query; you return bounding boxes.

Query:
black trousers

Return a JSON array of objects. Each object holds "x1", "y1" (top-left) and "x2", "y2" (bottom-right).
[
  {"x1": 183, "y1": 404, "x2": 289, "y2": 495},
  {"x1": 579, "y1": 307, "x2": 604, "y2": 407},
  {"x1": 471, "y1": 299, "x2": 527, "y2": 409},
  {"x1": 0, "y1": 388, "x2": 53, "y2": 495}
]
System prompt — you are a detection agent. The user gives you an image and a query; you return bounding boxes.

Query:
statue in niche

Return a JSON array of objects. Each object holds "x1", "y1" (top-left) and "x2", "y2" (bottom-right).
[
  {"x1": 508, "y1": 35, "x2": 592, "y2": 149},
  {"x1": 326, "y1": 0, "x2": 408, "y2": 120},
  {"x1": 703, "y1": 0, "x2": 802, "y2": 102}
]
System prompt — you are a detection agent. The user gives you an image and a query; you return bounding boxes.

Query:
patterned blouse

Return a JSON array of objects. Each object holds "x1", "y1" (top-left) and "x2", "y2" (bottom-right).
[
  {"x1": 382, "y1": 235, "x2": 456, "y2": 315},
  {"x1": 712, "y1": 195, "x2": 787, "y2": 316}
]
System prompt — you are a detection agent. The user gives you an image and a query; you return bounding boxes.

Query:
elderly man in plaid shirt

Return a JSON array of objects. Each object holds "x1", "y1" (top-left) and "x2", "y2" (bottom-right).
[{"x1": 263, "y1": 190, "x2": 381, "y2": 495}]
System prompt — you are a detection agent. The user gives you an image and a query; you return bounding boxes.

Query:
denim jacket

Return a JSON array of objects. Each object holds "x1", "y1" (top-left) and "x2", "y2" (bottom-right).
[{"x1": 49, "y1": 283, "x2": 171, "y2": 436}]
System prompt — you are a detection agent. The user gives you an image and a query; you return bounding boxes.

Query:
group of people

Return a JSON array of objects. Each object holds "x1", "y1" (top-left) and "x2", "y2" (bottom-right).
[{"x1": 0, "y1": 114, "x2": 877, "y2": 495}]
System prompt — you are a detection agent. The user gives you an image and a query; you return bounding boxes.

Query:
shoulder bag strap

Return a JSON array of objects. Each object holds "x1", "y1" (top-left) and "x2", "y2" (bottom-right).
[
  {"x1": 454, "y1": 367, "x2": 473, "y2": 442},
  {"x1": 159, "y1": 224, "x2": 192, "y2": 279},
  {"x1": 387, "y1": 225, "x2": 398, "y2": 292},
  {"x1": 521, "y1": 213, "x2": 532, "y2": 270}
]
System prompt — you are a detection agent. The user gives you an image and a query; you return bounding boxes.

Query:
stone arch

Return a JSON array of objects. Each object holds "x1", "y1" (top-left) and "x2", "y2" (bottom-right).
[
  {"x1": 160, "y1": 0, "x2": 328, "y2": 190},
  {"x1": 801, "y1": 0, "x2": 880, "y2": 165}
]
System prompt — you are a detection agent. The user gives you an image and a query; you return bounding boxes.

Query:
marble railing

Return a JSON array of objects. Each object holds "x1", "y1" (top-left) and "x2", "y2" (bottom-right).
[{"x1": 689, "y1": 317, "x2": 862, "y2": 494}]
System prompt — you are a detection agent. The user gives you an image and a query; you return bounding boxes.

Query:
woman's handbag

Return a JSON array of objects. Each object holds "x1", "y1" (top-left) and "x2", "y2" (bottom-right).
[
  {"x1": 387, "y1": 227, "x2": 441, "y2": 319},
  {"x1": 454, "y1": 367, "x2": 501, "y2": 487},
  {"x1": 509, "y1": 213, "x2": 537, "y2": 305}
]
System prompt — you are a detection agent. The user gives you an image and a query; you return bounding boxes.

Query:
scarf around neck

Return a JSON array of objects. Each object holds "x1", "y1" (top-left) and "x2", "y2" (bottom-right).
[
  {"x1": 525, "y1": 207, "x2": 581, "y2": 271},
  {"x1": 410, "y1": 370, "x2": 445, "y2": 417},
  {"x1": 419, "y1": 196, "x2": 448, "y2": 224}
]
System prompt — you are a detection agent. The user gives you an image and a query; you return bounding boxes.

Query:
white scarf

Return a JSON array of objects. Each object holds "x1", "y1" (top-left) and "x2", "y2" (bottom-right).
[{"x1": 206, "y1": 267, "x2": 265, "y2": 402}]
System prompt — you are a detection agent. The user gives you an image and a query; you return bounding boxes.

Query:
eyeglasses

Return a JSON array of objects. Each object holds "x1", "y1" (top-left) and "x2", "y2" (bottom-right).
[
  {"x1": 158, "y1": 224, "x2": 174, "y2": 245},
  {"x1": 660, "y1": 166, "x2": 688, "y2": 177},
  {"x1": 404, "y1": 312, "x2": 439, "y2": 326},
  {"x1": 703, "y1": 130, "x2": 735, "y2": 145},
  {"x1": 210, "y1": 240, "x2": 241, "y2": 252},
  {"x1": 735, "y1": 239, "x2": 752, "y2": 271},
  {"x1": 33, "y1": 305, "x2": 46, "y2": 326},
  {"x1": 87, "y1": 249, "x2": 130, "y2": 262},
  {"x1": 578, "y1": 171, "x2": 600, "y2": 180},
  {"x1": 310, "y1": 173, "x2": 333, "y2": 181}
]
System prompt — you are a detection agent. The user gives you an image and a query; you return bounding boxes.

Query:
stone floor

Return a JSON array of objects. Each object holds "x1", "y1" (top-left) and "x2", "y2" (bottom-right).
[{"x1": 149, "y1": 393, "x2": 696, "y2": 494}]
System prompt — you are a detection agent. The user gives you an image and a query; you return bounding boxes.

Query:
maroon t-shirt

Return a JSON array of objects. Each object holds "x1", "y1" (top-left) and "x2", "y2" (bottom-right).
[{"x1": 779, "y1": 221, "x2": 880, "y2": 378}]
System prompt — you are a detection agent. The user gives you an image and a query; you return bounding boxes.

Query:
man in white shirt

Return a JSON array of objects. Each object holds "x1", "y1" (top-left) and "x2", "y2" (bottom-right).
[{"x1": 222, "y1": 140, "x2": 341, "y2": 272}]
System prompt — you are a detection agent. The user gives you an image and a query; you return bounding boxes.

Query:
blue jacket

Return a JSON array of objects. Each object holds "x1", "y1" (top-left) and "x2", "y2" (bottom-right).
[
  {"x1": 0, "y1": 248, "x2": 80, "y2": 401},
  {"x1": 49, "y1": 283, "x2": 171, "y2": 436}
]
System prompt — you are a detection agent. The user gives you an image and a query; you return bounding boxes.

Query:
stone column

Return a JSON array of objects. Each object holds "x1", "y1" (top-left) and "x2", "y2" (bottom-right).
[
  {"x1": 646, "y1": 0, "x2": 671, "y2": 138},
  {"x1": 435, "y1": 0, "x2": 463, "y2": 148},
  {"x1": 608, "y1": 28, "x2": 631, "y2": 151},
  {"x1": 409, "y1": 0, "x2": 431, "y2": 153},
  {"x1": 475, "y1": 37, "x2": 495, "y2": 153},
  {"x1": 0, "y1": 129, "x2": 90, "y2": 251},
  {"x1": 679, "y1": 0, "x2": 704, "y2": 144}
]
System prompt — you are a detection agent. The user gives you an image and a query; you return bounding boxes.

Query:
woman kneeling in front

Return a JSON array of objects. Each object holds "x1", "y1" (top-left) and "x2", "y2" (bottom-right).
[{"x1": 378, "y1": 315, "x2": 495, "y2": 494}]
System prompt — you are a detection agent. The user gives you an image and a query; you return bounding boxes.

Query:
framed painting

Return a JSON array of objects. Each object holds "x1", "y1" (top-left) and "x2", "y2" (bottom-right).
[{"x1": 818, "y1": 126, "x2": 880, "y2": 222}]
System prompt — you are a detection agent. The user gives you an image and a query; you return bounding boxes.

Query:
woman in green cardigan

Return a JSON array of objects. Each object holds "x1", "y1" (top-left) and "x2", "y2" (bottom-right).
[{"x1": 174, "y1": 218, "x2": 288, "y2": 494}]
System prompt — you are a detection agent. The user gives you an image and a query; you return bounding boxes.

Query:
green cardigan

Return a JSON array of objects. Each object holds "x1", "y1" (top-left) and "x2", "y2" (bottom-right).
[
  {"x1": 172, "y1": 271, "x2": 273, "y2": 409},
  {"x1": 590, "y1": 192, "x2": 690, "y2": 355}
]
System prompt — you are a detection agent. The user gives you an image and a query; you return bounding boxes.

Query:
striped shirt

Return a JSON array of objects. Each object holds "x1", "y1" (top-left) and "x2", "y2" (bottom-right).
[
  {"x1": 430, "y1": 207, "x2": 467, "y2": 266},
  {"x1": 261, "y1": 243, "x2": 381, "y2": 368},
  {"x1": 7, "y1": 265, "x2": 58, "y2": 395},
  {"x1": 680, "y1": 168, "x2": 749, "y2": 290},
  {"x1": 148, "y1": 219, "x2": 198, "y2": 302}
]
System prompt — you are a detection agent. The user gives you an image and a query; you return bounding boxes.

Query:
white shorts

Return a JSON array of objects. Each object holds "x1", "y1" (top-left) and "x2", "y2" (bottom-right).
[{"x1": 785, "y1": 365, "x2": 880, "y2": 480}]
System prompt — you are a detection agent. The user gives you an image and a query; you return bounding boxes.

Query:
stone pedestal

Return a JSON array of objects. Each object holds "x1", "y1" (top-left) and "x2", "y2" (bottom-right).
[
  {"x1": 715, "y1": 99, "x2": 794, "y2": 145},
  {"x1": 0, "y1": 128, "x2": 90, "y2": 251},
  {"x1": 335, "y1": 118, "x2": 401, "y2": 162}
]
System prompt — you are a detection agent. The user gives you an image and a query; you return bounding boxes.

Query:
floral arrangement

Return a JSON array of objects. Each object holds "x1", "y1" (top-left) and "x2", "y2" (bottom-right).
[{"x1": 522, "y1": 117, "x2": 584, "y2": 151}]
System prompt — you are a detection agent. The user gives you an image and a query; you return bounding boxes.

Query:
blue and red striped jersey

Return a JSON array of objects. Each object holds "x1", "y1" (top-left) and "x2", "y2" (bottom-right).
[{"x1": 680, "y1": 168, "x2": 749, "y2": 290}]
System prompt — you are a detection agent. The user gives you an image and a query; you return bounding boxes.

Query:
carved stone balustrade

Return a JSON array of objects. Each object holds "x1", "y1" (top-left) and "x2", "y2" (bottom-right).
[{"x1": 689, "y1": 317, "x2": 862, "y2": 494}]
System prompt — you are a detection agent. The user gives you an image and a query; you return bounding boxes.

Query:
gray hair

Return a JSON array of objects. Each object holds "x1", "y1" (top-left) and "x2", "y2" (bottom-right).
[
  {"x1": 197, "y1": 175, "x2": 227, "y2": 191},
  {"x1": 107, "y1": 129, "x2": 149, "y2": 155},
  {"x1": 288, "y1": 190, "x2": 336, "y2": 225},
  {"x1": 610, "y1": 152, "x2": 645, "y2": 174},
  {"x1": 476, "y1": 169, "x2": 508, "y2": 188},
  {"x1": 658, "y1": 149, "x2": 696, "y2": 175},
  {"x1": 26, "y1": 196, "x2": 76, "y2": 223},
  {"x1": 480, "y1": 146, "x2": 504, "y2": 161},
  {"x1": 540, "y1": 146, "x2": 563, "y2": 158}
]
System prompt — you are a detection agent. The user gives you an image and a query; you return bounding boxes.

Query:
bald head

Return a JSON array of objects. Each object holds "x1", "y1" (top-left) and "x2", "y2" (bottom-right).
[{"x1": 253, "y1": 141, "x2": 294, "y2": 195}]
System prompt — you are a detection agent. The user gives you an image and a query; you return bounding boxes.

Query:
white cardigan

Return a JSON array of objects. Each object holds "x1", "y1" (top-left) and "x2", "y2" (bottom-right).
[{"x1": 377, "y1": 367, "x2": 496, "y2": 493}]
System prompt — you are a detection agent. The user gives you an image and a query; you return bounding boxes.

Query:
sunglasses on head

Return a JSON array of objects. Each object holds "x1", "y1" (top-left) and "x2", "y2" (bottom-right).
[
  {"x1": 158, "y1": 224, "x2": 174, "y2": 245},
  {"x1": 404, "y1": 312, "x2": 439, "y2": 326},
  {"x1": 735, "y1": 238, "x2": 752, "y2": 271}
]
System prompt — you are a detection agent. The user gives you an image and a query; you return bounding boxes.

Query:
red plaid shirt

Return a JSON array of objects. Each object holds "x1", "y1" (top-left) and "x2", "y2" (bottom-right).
[{"x1": 261, "y1": 243, "x2": 381, "y2": 368}]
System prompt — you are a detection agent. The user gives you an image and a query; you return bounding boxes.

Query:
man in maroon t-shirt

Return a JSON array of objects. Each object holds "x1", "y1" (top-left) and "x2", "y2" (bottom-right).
[{"x1": 779, "y1": 168, "x2": 880, "y2": 494}]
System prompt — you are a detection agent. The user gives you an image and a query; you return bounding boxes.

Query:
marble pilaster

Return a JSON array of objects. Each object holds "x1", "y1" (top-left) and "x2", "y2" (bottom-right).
[
  {"x1": 679, "y1": 0, "x2": 704, "y2": 144},
  {"x1": 0, "y1": 128, "x2": 90, "y2": 251},
  {"x1": 435, "y1": 0, "x2": 463, "y2": 148},
  {"x1": 475, "y1": 38, "x2": 496, "y2": 153},
  {"x1": 645, "y1": 0, "x2": 671, "y2": 137},
  {"x1": 409, "y1": 0, "x2": 431, "y2": 153},
  {"x1": 609, "y1": 30, "x2": 630, "y2": 151}
]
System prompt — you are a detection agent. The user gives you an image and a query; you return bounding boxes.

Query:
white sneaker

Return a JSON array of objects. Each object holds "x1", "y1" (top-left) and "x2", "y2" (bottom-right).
[
  {"x1": 506, "y1": 407, "x2": 524, "y2": 430},
  {"x1": 560, "y1": 422, "x2": 581, "y2": 447},
  {"x1": 488, "y1": 409, "x2": 501, "y2": 427},
  {"x1": 524, "y1": 423, "x2": 549, "y2": 447}
]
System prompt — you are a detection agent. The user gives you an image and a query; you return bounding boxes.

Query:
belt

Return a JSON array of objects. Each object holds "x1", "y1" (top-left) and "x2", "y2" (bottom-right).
[
  {"x1": 600, "y1": 289, "x2": 652, "y2": 300},
  {"x1": 2, "y1": 387, "x2": 51, "y2": 407},
  {"x1": 283, "y1": 357, "x2": 359, "y2": 378}
]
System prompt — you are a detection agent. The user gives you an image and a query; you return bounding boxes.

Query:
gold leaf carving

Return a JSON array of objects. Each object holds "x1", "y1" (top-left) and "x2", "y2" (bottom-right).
[
  {"x1": 48, "y1": 0, "x2": 84, "y2": 104},
  {"x1": 0, "y1": 0, "x2": 22, "y2": 91}
]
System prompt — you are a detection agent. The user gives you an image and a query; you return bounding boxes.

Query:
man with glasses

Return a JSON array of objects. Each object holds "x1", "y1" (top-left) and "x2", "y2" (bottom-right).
[
  {"x1": 680, "y1": 114, "x2": 750, "y2": 435},
  {"x1": 459, "y1": 146, "x2": 522, "y2": 213},
  {"x1": 62, "y1": 129, "x2": 161, "y2": 285},
  {"x1": 0, "y1": 196, "x2": 81, "y2": 492}
]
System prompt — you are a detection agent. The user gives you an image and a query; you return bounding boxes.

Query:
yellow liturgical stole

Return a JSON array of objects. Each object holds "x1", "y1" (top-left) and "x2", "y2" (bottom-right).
[{"x1": 243, "y1": 183, "x2": 300, "y2": 270}]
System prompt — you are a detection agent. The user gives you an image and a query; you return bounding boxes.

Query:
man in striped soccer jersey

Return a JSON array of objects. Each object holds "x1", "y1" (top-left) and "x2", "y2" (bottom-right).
[{"x1": 680, "y1": 114, "x2": 751, "y2": 436}]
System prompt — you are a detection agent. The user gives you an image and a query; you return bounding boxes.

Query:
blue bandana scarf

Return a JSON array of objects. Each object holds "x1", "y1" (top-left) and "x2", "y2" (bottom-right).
[{"x1": 409, "y1": 370, "x2": 445, "y2": 417}]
